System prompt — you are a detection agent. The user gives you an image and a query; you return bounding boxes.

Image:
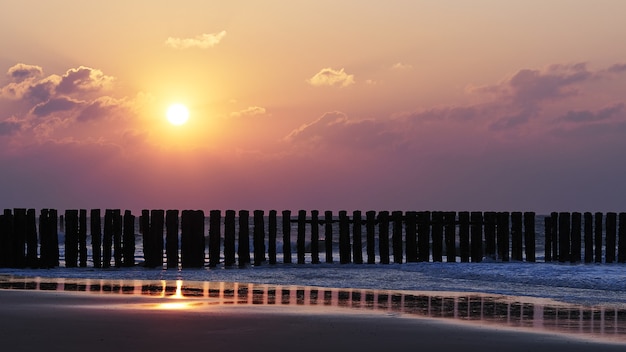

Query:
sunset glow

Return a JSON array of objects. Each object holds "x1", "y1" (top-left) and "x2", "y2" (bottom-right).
[{"x1": 1, "y1": 1, "x2": 626, "y2": 212}]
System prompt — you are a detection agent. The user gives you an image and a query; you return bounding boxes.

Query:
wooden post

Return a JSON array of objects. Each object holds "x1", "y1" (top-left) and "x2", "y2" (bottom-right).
[
  {"x1": 103, "y1": 210, "x2": 113, "y2": 268},
  {"x1": 570, "y1": 212, "x2": 581, "y2": 263},
  {"x1": 558, "y1": 212, "x2": 570, "y2": 263},
  {"x1": 583, "y1": 212, "x2": 593, "y2": 263},
  {"x1": 483, "y1": 212, "x2": 496, "y2": 261},
  {"x1": 431, "y1": 212, "x2": 444, "y2": 262},
  {"x1": 470, "y1": 212, "x2": 483, "y2": 262},
  {"x1": 166, "y1": 210, "x2": 179, "y2": 269},
  {"x1": 458, "y1": 212, "x2": 470, "y2": 263},
  {"x1": 0, "y1": 210, "x2": 11, "y2": 268},
  {"x1": 39, "y1": 209, "x2": 56, "y2": 268},
  {"x1": 365, "y1": 211, "x2": 376, "y2": 264},
  {"x1": 123, "y1": 210, "x2": 135, "y2": 267},
  {"x1": 282, "y1": 210, "x2": 292, "y2": 264},
  {"x1": 311, "y1": 210, "x2": 320, "y2": 264},
  {"x1": 444, "y1": 211, "x2": 456, "y2": 263},
  {"x1": 353, "y1": 211, "x2": 363, "y2": 264},
  {"x1": 112, "y1": 209, "x2": 122, "y2": 268},
  {"x1": 90, "y1": 209, "x2": 102, "y2": 268},
  {"x1": 510, "y1": 212, "x2": 522, "y2": 261},
  {"x1": 254, "y1": 210, "x2": 266, "y2": 266},
  {"x1": 324, "y1": 211, "x2": 333, "y2": 263},
  {"x1": 224, "y1": 210, "x2": 236, "y2": 267},
  {"x1": 268, "y1": 210, "x2": 277, "y2": 264},
  {"x1": 209, "y1": 210, "x2": 221, "y2": 268},
  {"x1": 11, "y1": 208, "x2": 27, "y2": 268},
  {"x1": 238, "y1": 210, "x2": 250, "y2": 267},
  {"x1": 140, "y1": 210, "x2": 151, "y2": 267},
  {"x1": 606, "y1": 212, "x2": 617, "y2": 263},
  {"x1": 392, "y1": 211, "x2": 403, "y2": 264},
  {"x1": 180, "y1": 210, "x2": 191, "y2": 268},
  {"x1": 78, "y1": 209, "x2": 87, "y2": 267},
  {"x1": 26, "y1": 209, "x2": 38, "y2": 268},
  {"x1": 544, "y1": 215, "x2": 552, "y2": 262},
  {"x1": 194, "y1": 210, "x2": 205, "y2": 267},
  {"x1": 64, "y1": 209, "x2": 78, "y2": 268},
  {"x1": 496, "y1": 212, "x2": 510, "y2": 261},
  {"x1": 338, "y1": 210, "x2": 351, "y2": 264},
  {"x1": 405, "y1": 211, "x2": 418, "y2": 262},
  {"x1": 417, "y1": 211, "x2": 430, "y2": 262},
  {"x1": 181, "y1": 210, "x2": 205, "y2": 268},
  {"x1": 378, "y1": 211, "x2": 390, "y2": 264},
  {"x1": 151, "y1": 210, "x2": 164, "y2": 268},
  {"x1": 297, "y1": 210, "x2": 306, "y2": 264},
  {"x1": 594, "y1": 212, "x2": 603, "y2": 263},
  {"x1": 523, "y1": 212, "x2": 536, "y2": 262},
  {"x1": 550, "y1": 212, "x2": 559, "y2": 261},
  {"x1": 618, "y1": 213, "x2": 626, "y2": 263}
]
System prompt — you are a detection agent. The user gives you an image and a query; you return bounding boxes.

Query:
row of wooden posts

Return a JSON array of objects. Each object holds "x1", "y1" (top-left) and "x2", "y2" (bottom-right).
[{"x1": 0, "y1": 209, "x2": 625, "y2": 269}]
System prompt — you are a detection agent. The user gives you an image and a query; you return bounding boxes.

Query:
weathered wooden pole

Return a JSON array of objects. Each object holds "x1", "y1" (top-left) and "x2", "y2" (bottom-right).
[
  {"x1": 180, "y1": 210, "x2": 191, "y2": 268},
  {"x1": 166, "y1": 210, "x2": 179, "y2": 269},
  {"x1": 194, "y1": 210, "x2": 206, "y2": 267},
  {"x1": 297, "y1": 210, "x2": 306, "y2": 264},
  {"x1": 458, "y1": 211, "x2": 470, "y2": 263},
  {"x1": 417, "y1": 211, "x2": 430, "y2": 262},
  {"x1": 181, "y1": 210, "x2": 205, "y2": 268},
  {"x1": 594, "y1": 212, "x2": 603, "y2": 263},
  {"x1": 496, "y1": 212, "x2": 510, "y2": 261},
  {"x1": 378, "y1": 211, "x2": 390, "y2": 264},
  {"x1": 140, "y1": 210, "x2": 151, "y2": 267},
  {"x1": 78, "y1": 209, "x2": 87, "y2": 267},
  {"x1": 238, "y1": 210, "x2": 251, "y2": 267},
  {"x1": 12, "y1": 208, "x2": 27, "y2": 268},
  {"x1": 392, "y1": 211, "x2": 403, "y2": 264},
  {"x1": 583, "y1": 212, "x2": 593, "y2": 263},
  {"x1": 311, "y1": 210, "x2": 320, "y2": 264},
  {"x1": 268, "y1": 210, "x2": 277, "y2": 264},
  {"x1": 123, "y1": 210, "x2": 135, "y2": 267},
  {"x1": 281, "y1": 210, "x2": 292, "y2": 264},
  {"x1": 511, "y1": 212, "x2": 523, "y2": 261},
  {"x1": 366, "y1": 211, "x2": 376, "y2": 264},
  {"x1": 405, "y1": 211, "x2": 418, "y2": 262},
  {"x1": 483, "y1": 212, "x2": 496, "y2": 261},
  {"x1": 353, "y1": 211, "x2": 363, "y2": 264},
  {"x1": 26, "y1": 209, "x2": 38, "y2": 268},
  {"x1": 550, "y1": 212, "x2": 558, "y2": 261},
  {"x1": 90, "y1": 209, "x2": 102, "y2": 268},
  {"x1": 208, "y1": 210, "x2": 221, "y2": 268},
  {"x1": 224, "y1": 210, "x2": 236, "y2": 267},
  {"x1": 112, "y1": 209, "x2": 122, "y2": 268},
  {"x1": 431, "y1": 212, "x2": 444, "y2": 262},
  {"x1": 606, "y1": 212, "x2": 617, "y2": 263},
  {"x1": 150, "y1": 210, "x2": 164, "y2": 268},
  {"x1": 324, "y1": 211, "x2": 333, "y2": 263},
  {"x1": 570, "y1": 212, "x2": 581, "y2": 263},
  {"x1": 254, "y1": 210, "x2": 266, "y2": 266},
  {"x1": 618, "y1": 213, "x2": 626, "y2": 263},
  {"x1": 544, "y1": 215, "x2": 552, "y2": 262},
  {"x1": 338, "y1": 210, "x2": 351, "y2": 264},
  {"x1": 103, "y1": 209, "x2": 113, "y2": 268},
  {"x1": 470, "y1": 212, "x2": 483, "y2": 262},
  {"x1": 558, "y1": 212, "x2": 570, "y2": 263},
  {"x1": 0, "y1": 210, "x2": 11, "y2": 267},
  {"x1": 524, "y1": 212, "x2": 536, "y2": 262},
  {"x1": 444, "y1": 212, "x2": 456, "y2": 263},
  {"x1": 64, "y1": 209, "x2": 79, "y2": 268}
]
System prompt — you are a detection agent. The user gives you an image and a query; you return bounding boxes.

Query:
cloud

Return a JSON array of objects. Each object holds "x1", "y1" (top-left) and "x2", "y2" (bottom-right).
[
  {"x1": 607, "y1": 63, "x2": 626, "y2": 73},
  {"x1": 0, "y1": 118, "x2": 23, "y2": 136},
  {"x1": 164, "y1": 31, "x2": 227, "y2": 49},
  {"x1": 559, "y1": 103, "x2": 625, "y2": 123},
  {"x1": 307, "y1": 68, "x2": 355, "y2": 87},
  {"x1": 391, "y1": 62, "x2": 413, "y2": 70},
  {"x1": 56, "y1": 66, "x2": 113, "y2": 94},
  {"x1": 31, "y1": 97, "x2": 82, "y2": 117},
  {"x1": 230, "y1": 106, "x2": 267, "y2": 118},
  {"x1": 7, "y1": 64, "x2": 43, "y2": 82},
  {"x1": 76, "y1": 96, "x2": 126, "y2": 122}
]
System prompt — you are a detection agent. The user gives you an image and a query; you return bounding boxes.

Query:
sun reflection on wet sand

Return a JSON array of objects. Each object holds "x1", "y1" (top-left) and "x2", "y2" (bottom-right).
[{"x1": 1, "y1": 275, "x2": 626, "y2": 344}]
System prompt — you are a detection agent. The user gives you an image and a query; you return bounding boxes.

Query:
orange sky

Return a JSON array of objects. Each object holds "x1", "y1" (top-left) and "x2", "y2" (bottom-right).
[{"x1": 1, "y1": 1, "x2": 626, "y2": 213}]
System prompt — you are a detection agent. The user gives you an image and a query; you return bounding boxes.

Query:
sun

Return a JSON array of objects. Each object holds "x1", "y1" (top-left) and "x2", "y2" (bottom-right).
[{"x1": 166, "y1": 103, "x2": 189, "y2": 126}]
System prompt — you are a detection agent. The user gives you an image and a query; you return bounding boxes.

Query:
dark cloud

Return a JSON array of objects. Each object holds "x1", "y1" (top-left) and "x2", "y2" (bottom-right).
[
  {"x1": 0, "y1": 119, "x2": 22, "y2": 136},
  {"x1": 607, "y1": 63, "x2": 626, "y2": 73},
  {"x1": 7, "y1": 64, "x2": 43, "y2": 82},
  {"x1": 76, "y1": 97, "x2": 120, "y2": 122},
  {"x1": 31, "y1": 97, "x2": 82, "y2": 117},
  {"x1": 559, "y1": 103, "x2": 624, "y2": 123},
  {"x1": 56, "y1": 66, "x2": 113, "y2": 94},
  {"x1": 507, "y1": 63, "x2": 592, "y2": 104}
]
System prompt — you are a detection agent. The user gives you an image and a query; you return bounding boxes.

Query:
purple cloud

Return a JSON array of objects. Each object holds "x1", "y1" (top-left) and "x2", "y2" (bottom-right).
[
  {"x1": 559, "y1": 103, "x2": 624, "y2": 123},
  {"x1": 31, "y1": 97, "x2": 82, "y2": 117},
  {"x1": 0, "y1": 119, "x2": 22, "y2": 136},
  {"x1": 56, "y1": 66, "x2": 113, "y2": 94},
  {"x1": 6, "y1": 64, "x2": 43, "y2": 82}
]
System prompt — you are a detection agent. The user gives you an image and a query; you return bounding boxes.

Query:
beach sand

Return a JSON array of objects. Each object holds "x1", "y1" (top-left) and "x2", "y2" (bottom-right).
[{"x1": 0, "y1": 289, "x2": 624, "y2": 352}]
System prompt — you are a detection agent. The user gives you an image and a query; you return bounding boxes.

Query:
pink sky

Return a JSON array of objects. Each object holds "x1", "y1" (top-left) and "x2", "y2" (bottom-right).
[{"x1": 1, "y1": 1, "x2": 626, "y2": 213}]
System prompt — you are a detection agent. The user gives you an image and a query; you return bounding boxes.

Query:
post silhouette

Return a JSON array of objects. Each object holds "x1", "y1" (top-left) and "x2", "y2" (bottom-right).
[
  {"x1": 90, "y1": 209, "x2": 102, "y2": 268},
  {"x1": 365, "y1": 211, "x2": 376, "y2": 264},
  {"x1": 166, "y1": 210, "x2": 179, "y2": 269},
  {"x1": 353, "y1": 211, "x2": 363, "y2": 264},
  {"x1": 268, "y1": 210, "x2": 277, "y2": 264},
  {"x1": 209, "y1": 210, "x2": 221, "y2": 268},
  {"x1": 253, "y1": 210, "x2": 265, "y2": 266},
  {"x1": 311, "y1": 210, "x2": 320, "y2": 264}
]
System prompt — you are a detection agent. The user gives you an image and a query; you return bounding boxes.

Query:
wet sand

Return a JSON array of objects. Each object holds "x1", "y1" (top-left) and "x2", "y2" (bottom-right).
[{"x1": 0, "y1": 290, "x2": 624, "y2": 352}]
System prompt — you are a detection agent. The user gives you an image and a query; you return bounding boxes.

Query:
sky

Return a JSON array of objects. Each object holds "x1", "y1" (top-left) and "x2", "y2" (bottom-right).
[{"x1": 1, "y1": 0, "x2": 626, "y2": 214}]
